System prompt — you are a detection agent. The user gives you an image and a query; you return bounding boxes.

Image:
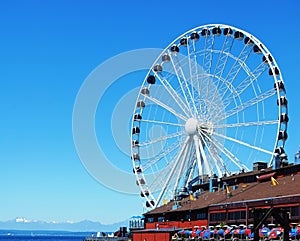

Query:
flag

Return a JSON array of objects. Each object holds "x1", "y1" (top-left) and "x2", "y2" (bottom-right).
[
  {"x1": 225, "y1": 185, "x2": 232, "y2": 198},
  {"x1": 271, "y1": 177, "x2": 279, "y2": 186},
  {"x1": 189, "y1": 193, "x2": 194, "y2": 201},
  {"x1": 163, "y1": 198, "x2": 167, "y2": 205},
  {"x1": 226, "y1": 185, "x2": 230, "y2": 194}
]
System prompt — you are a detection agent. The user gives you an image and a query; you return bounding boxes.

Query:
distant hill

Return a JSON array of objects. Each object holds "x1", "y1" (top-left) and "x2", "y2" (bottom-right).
[{"x1": 0, "y1": 217, "x2": 128, "y2": 232}]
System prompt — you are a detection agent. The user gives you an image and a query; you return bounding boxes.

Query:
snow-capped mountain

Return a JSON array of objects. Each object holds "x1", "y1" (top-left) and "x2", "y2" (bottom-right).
[{"x1": 0, "y1": 217, "x2": 128, "y2": 232}]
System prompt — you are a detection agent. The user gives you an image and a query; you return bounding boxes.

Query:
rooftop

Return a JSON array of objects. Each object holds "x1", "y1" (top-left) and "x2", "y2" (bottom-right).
[{"x1": 146, "y1": 164, "x2": 300, "y2": 215}]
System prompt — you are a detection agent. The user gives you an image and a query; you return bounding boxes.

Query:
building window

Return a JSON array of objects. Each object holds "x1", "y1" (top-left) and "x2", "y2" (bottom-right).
[
  {"x1": 210, "y1": 213, "x2": 226, "y2": 221},
  {"x1": 147, "y1": 217, "x2": 154, "y2": 223},
  {"x1": 241, "y1": 211, "x2": 246, "y2": 219},
  {"x1": 228, "y1": 211, "x2": 246, "y2": 221},
  {"x1": 157, "y1": 216, "x2": 165, "y2": 223},
  {"x1": 185, "y1": 214, "x2": 191, "y2": 221},
  {"x1": 291, "y1": 206, "x2": 299, "y2": 217},
  {"x1": 279, "y1": 206, "x2": 298, "y2": 218},
  {"x1": 197, "y1": 212, "x2": 207, "y2": 220},
  {"x1": 283, "y1": 206, "x2": 299, "y2": 217},
  {"x1": 220, "y1": 212, "x2": 226, "y2": 221},
  {"x1": 249, "y1": 210, "x2": 253, "y2": 219}
]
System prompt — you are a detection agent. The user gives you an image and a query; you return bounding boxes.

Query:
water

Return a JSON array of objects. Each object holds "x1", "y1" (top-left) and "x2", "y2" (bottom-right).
[
  {"x1": 0, "y1": 230, "x2": 92, "y2": 241},
  {"x1": 0, "y1": 236, "x2": 86, "y2": 241}
]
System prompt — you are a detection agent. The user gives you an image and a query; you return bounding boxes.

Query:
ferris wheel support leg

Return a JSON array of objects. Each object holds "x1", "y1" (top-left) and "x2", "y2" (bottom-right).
[
  {"x1": 197, "y1": 135, "x2": 211, "y2": 177},
  {"x1": 156, "y1": 135, "x2": 191, "y2": 207},
  {"x1": 173, "y1": 138, "x2": 192, "y2": 194},
  {"x1": 193, "y1": 135, "x2": 203, "y2": 179}
]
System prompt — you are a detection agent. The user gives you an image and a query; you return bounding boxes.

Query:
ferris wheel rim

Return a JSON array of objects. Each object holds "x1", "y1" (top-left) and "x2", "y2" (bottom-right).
[{"x1": 130, "y1": 23, "x2": 288, "y2": 209}]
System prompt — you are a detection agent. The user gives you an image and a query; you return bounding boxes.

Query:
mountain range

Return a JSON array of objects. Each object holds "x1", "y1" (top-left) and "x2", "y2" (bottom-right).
[{"x1": 0, "y1": 217, "x2": 128, "y2": 232}]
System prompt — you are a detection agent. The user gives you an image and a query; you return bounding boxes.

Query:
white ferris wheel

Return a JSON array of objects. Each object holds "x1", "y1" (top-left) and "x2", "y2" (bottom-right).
[{"x1": 130, "y1": 24, "x2": 288, "y2": 209}]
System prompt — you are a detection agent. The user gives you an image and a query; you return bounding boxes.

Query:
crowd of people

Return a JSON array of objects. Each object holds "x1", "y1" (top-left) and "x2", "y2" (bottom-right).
[{"x1": 172, "y1": 224, "x2": 300, "y2": 241}]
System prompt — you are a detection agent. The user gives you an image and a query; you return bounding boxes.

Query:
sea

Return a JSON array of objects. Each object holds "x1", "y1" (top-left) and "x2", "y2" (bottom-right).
[{"x1": 0, "y1": 230, "x2": 94, "y2": 241}]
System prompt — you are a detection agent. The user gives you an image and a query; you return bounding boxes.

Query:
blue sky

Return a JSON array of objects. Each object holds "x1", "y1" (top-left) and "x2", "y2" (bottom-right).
[{"x1": 0, "y1": 0, "x2": 299, "y2": 224}]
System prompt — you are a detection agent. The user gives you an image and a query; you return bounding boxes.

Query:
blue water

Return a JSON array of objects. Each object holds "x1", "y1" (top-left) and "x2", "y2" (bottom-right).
[
  {"x1": 0, "y1": 230, "x2": 92, "y2": 241},
  {"x1": 0, "y1": 236, "x2": 86, "y2": 241}
]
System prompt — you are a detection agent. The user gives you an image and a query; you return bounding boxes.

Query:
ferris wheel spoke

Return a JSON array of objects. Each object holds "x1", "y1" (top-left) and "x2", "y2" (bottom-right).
[
  {"x1": 208, "y1": 37, "x2": 231, "y2": 103},
  {"x1": 186, "y1": 39, "x2": 195, "y2": 95},
  {"x1": 169, "y1": 54, "x2": 197, "y2": 117},
  {"x1": 186, "y1": 39, "x2": 200, "y2": 117},
  {"x1": 208, "y1": 46, "x2": 246, "y2": 105},
  {"x1": 213, "y1": 130, "x2": 274, "y2": 156},
  {"x1": 203, "y1": 34, "x2": 216, "y2": 101},
  {"x1": 201, "y1": 32, "x2": 214, "y2": 75},
  {"x1": 208, "y1": 38, "x2": 235, "y2": 106},
  {"x1": 218, "y1": 45, "x2": 253, "y2": 101},
  {"x1": 190, "y1": 40, "x2": 205, "y2": 116},
  {"x1": 202, "y1": 73, "x2": 239, "y2": 122},
  {"x1": 198, "y1": 133, "x2": 223, "y2": 177},
  {"x1": 218, "y1": 88, "x2": 276, "y2": 121},
  {"x1": 156, "y1": 136, "x2": 191, "y2": 207},
  {"x1": 140, "y1": 119, "x2": 184, "y2": 127},
  {"x1": 219, "y1": 61, "x2": 269, "y2": 110},
  {"x1": 177, "y1": 63, "x2": 200, "y2": 117},
  {"x1": 148, "y1": 164, "x2": 173, "y2": 194},
  {"x1": 231, "y1": 61, "x2": 267, "y2": 97},
  {"x1": 206, "y1": 34, "x2": 215, "y2": 75},
  {"x1": 207, "y1": 46, "x2": 252, "y2": 116},
  {"x1": 213, "y1": 120, "x2": 279, "y2": 129},
  {"x1": 210, "y1": 36, "x2": 233, "y2": 86},
  {"x1": 209, "y1": 144, "x2": 229, "y2": 176},
  {"x1": 169, "y1": 54, "x2": 192, "y2": 112},
  {"x1": 142, "y1": 139, "x2": 183, "y2": 171},
  {"x1": 206, "y1": 144, "x2": 223, "y2": 177},
  {"x1": 138, "y1": 130, "x2": 184, "y2": 147},
  {"x1": 214, "y1": 138, "x2": 249, "y2": 172},
  {"x1": 154, "y1": 73, "x2": 191, "y2": 117},
  {"x1": 142, "y1": 94, "x2": 188, "y2": 121},
  {"x1": 201, "y1": 131, "x2": 249, "y2": 171}
]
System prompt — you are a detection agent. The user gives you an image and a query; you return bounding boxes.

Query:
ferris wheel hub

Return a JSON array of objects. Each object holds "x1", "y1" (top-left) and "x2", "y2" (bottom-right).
[{"x1": 185, "y1": 118, "x2": 199, "y2": 135}]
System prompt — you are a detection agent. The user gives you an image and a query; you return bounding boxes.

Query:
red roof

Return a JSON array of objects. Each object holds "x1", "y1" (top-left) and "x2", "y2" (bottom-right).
[{"x1": 146, "y1": 165, "x2": 300, "y2": 215}]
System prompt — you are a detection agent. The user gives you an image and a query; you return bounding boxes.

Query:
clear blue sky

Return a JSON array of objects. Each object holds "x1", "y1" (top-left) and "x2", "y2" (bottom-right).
[{"x1": 0, "y1": 0, "x2": 299, "y2": 224}]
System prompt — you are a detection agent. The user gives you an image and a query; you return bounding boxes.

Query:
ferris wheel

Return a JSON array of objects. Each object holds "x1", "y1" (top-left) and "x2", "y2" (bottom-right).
[{"x1": 130, "y1": 24, "x2": 288, "y2": 209}]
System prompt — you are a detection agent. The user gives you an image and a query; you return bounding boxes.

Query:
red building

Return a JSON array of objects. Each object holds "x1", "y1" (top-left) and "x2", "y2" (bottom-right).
[{"x1": 131, "y1": 163, "x2": 300, "y2": 241}]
